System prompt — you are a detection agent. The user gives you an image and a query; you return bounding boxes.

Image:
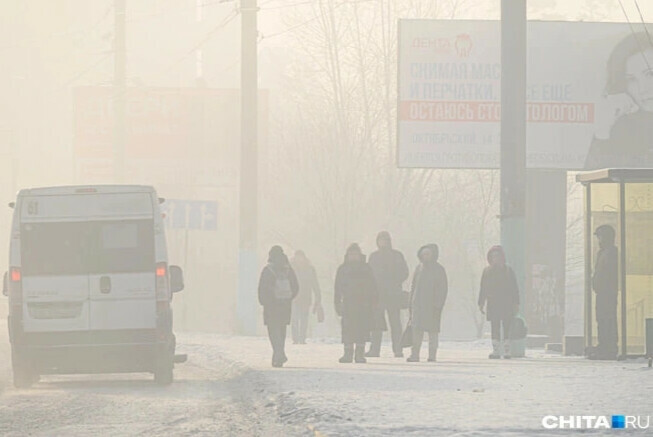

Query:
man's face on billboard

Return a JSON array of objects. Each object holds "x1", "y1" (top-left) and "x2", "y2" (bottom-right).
[{"x1": 625, "y1": 48, "x2": 653, "y2": 112}]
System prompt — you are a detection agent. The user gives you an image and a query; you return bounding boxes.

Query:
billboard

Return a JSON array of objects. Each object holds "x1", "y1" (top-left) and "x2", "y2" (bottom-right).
[{"x1": 398, "y1": 20, "x2": 653, "y2": 170}]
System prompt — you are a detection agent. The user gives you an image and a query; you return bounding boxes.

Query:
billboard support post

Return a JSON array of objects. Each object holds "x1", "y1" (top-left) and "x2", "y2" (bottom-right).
[
  {"x1": 501, "y1": 0, "x2": 527, "y2": 357},
  {"x1": 113, "y1": 0, "x2": 126, "y2": 183},
  {"x1": 237, "y1": 0, "x2": 259, "y2": 335}
]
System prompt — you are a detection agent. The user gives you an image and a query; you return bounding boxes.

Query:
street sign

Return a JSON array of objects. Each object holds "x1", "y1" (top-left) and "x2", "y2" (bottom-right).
[{"x1": 162, "y1": 199, "x2": 217, "y2": 231}]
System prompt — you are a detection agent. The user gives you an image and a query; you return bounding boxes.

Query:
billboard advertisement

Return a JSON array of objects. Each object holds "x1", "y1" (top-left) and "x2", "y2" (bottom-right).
[{"x1": 398, "y1": 20, "x2": 653, "y2": 169}]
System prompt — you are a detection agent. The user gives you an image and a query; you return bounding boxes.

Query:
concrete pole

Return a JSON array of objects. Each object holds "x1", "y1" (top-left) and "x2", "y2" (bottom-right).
[
  {"x1": 237, "y1": 0, "x2": 259, "y2": 335},
  {"x1": 501, "y1": 0, "x2": 527, "y2": 356}
]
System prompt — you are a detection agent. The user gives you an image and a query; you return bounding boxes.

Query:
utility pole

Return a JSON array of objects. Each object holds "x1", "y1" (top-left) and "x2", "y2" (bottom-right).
[
  {"x1": 501, "y1": 0, "x2": 527, "y2": 357},
  {"x1": 114, "y1": 0, "x2": 126, "y2": 183},
  {"x1": 237, "y1": 0, "x2": 259, "y2": 335}
]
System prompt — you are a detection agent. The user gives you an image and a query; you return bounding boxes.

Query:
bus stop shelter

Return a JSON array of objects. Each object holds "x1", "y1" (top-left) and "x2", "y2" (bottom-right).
[{"x1": 577, "y1": 169, "x2": 653, "y2": 359}]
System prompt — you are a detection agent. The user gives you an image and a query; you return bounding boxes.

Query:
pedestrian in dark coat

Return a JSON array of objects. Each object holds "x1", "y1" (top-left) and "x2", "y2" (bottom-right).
[
  {"x1": 590, "y1": 225, "x2": 619, "y2": 360},
  {"x1": 367, "y1": 231, "x2": 409, "y2": 358},
  {"x1": 258, "y1": 246, "x2": 299, "y2": 367},
  {"x1": 407, "y1": 244, "x2": 448, "y2": 363},
  {"x1": 290, "y1": 250, "x2": 322, "y2": 344},
  {"x1": 334, "y1": 243, "x2": 378, "y2": 364},
  {"x1": 478, "y1": 246, "x2": 520, "y2": 359}
]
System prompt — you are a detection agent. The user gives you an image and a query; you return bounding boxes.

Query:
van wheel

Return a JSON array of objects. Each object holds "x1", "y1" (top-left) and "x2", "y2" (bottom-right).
[
  {"x1": 12, "y1": 350, "x2": 34, "y2": 389},
  {"x1": 154, "y1": 361, "x2": 173, "y2": 385}
]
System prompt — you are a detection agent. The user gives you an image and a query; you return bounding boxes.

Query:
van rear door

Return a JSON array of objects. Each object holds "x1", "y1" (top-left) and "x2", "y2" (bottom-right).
[
  {"x1": 18, "y1": 190, "x2": 157, "y2": 334},
  {"x1": 87, "y1": 219, "x2": 157, "y2": 331},
  {"x1": 20, "y1": 222, "x2": 90, "y2": 332}
]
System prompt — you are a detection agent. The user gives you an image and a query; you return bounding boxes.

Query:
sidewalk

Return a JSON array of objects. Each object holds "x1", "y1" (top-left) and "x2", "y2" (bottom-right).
[{"x1": 179, "y1": 334, "x2": 653, "y2": 436}]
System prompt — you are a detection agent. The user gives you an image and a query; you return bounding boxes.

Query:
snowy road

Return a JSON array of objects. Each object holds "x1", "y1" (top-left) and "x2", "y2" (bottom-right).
[
  {"x1": 1, "y1": 327, "x2": 651, "y2": 436},
  {"x1": 0, "y1": 327, "x2": 303, "y2": 436}
]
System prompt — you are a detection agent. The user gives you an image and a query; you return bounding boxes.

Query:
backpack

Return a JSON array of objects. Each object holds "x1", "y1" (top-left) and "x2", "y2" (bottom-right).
[{"x1": 268, "y1": 266, "x2": 293, "y2": 300}]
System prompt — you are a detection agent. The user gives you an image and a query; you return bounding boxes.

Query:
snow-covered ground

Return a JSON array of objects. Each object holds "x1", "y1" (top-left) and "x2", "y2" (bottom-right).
[
  {"x1": 1, "y1": 326, "x2": 651, "y2": 436},
  {"x1": 182, "y1": 333, "x2": 653, "y2": 436}
]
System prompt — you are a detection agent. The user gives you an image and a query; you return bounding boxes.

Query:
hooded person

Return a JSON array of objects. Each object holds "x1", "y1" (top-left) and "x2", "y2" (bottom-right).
[
  {"x1": 334, "y1": 243, "x2": 378, "y2": 364},
  {"x1": 589, "y1": 225, "x2": 619, "y2": 360},
  {"x1": 290, "y1": 250, "x2": 322, "y2": 344},
  {"x1": 478, "y1": 246, "x2": 520, "y2": 359},
  {"x1": 367, "y1": 231, "x2": 409, "y2": 358},
  {"x1": 406, "y1": 244, "x2": 448, "y2": 363},
  {"x1": 258, "y1": 246, "x2": 299, "y2": 367}
]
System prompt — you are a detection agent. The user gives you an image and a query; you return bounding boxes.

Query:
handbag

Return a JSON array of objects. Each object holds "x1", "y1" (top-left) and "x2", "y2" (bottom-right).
[{"x1": 510, "y1": 315, "x2": 528, "y2": 340}]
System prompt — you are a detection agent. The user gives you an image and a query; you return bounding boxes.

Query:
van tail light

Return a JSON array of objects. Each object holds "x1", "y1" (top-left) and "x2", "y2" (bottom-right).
[
  {"x1": 155, "y1": 263, "x2": 172, "y2": 335},
  {"x1": 156, "y1": 264, "x2": 167, "y2": 278},
  {"x1": 155, "y1": 262, "x2": 169, "y2": 300},
  {"x1": 9, "y1": 267, "x2": 22, "y2": 301},
  {"x1": 10, "y1": 267, "x2": 21, "y2": 282}
]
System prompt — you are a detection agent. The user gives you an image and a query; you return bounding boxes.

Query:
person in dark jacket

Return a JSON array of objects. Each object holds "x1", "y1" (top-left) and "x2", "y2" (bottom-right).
[
  {"x1": 367, "y1": 231, "x2": 409, "y2": 358},
  {"x1": 407, "y1": 244, "x2": 448, "y2": 363},
  {"x1": 478, "y1": 246, "x2": 520, "y2": 359},
  {"x1": 589, "y1": 225, "x2": 619, "y2": 360},
  {"x1": 258, "y1": 246, "x2": 299, "y2": 367},
  {"x1": 334, "y1": 244, "x2": 378, "y2": 364},
  {"x1": 290, "y1": 250, "x2": 322, "y2": 344}
]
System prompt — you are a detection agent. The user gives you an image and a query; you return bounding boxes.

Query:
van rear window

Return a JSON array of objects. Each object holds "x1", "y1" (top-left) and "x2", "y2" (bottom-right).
[
  {"x1": 21, "y1": 220, "x2": 155, "y2": 276},
  {"x1": 90, "y1": 221, "x2": 155, "y2": 274},
  {"x1": 21, "y1": 222, "x2": 87, "y2": 276}
]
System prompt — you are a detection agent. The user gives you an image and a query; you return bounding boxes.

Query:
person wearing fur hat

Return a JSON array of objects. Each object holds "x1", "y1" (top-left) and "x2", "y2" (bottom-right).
[
  {"x1": 406, "y1": 244, "x2": 448, "y2": 363},
  {"x1": 334, "y1": 244, "x2": 378, "y2": 363},
  {"x1": 478, "y1": 246, "x2": 520, "y2": 359},
  {"x1": 258, "y1": 246, "x2": 299, "y2": 367}
]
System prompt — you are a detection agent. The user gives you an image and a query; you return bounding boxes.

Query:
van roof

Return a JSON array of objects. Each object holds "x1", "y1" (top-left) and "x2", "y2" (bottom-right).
[{"x1": 18, "y1": 185, "x2": 156, "y2": 197}]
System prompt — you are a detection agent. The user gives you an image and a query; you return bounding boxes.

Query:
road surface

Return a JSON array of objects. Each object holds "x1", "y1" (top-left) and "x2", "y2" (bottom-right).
[
  {"x1": 0, "y1": 327, "x2": 305, "y2": 436},
  {"x1": 1, "y1": 327, "x2": 651, "y2": 436}
]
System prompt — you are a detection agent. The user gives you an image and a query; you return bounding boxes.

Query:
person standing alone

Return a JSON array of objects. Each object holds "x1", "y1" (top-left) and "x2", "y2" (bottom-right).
[
  {"x1": 367, "y1": 231, "x2": 409, "y2": 357},
  {"x1": 258, "y1": 246, "x2": 299, "y2": 367},
  {"x1": 478, "y1": 246, "x2": 520, "y2": 359},
  {"x1": 589, "y1": 225, "x2": 619, "y2": 360},
  {"x1": 290, "y1": 250, "x2": 322, "y2": 344}
]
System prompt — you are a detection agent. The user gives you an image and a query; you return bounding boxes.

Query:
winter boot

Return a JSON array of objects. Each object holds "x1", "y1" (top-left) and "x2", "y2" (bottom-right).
[
  {"x1": 503, "y1": 340, "x2": 512, "y2": 359},
  {"x1": 489, "y1": 340, "x2": 501, "y2": 359},
  {"x1": 406, "y1": 354, "x2": 420, "y2": 362},
  {"x1": 428, "y1": 335, "x2": 439, "y2": 362},
  {"x1": 339, "y1": 344, "x2": 354, "y2": 363},
  {"x1": 354, "y1": 344, "x2": 367, "y2": 363},
  {"x1": 407, "y1": 342, "x2": 420, "y2": 362},
  {"x1": 366, "y1": 332, "x2": 381, "y2": 357}
]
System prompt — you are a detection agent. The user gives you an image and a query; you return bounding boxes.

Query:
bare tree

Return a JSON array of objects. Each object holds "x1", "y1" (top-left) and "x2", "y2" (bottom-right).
[{"x1": 261, "y1": 0, "x2": 499, "y2": 338}]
